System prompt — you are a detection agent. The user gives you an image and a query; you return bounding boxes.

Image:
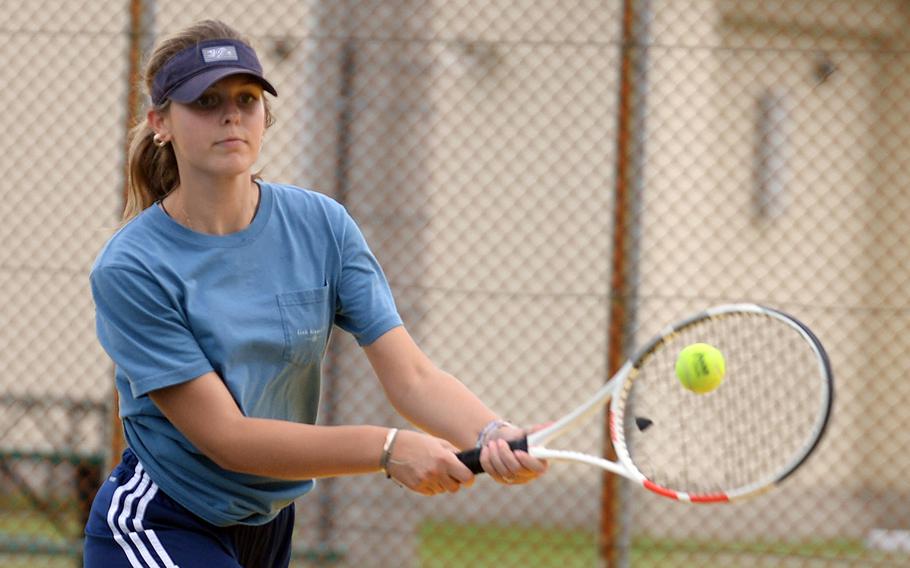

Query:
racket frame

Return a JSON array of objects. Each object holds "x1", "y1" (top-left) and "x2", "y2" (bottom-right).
[{"x1": 523, "y1": 303, "x2": 833, "y2": 503}]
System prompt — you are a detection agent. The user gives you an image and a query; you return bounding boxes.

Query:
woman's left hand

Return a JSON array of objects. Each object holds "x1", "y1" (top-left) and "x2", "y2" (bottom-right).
[{"x1": 479, "y1": 423, "x2": 549, "y2": 485}]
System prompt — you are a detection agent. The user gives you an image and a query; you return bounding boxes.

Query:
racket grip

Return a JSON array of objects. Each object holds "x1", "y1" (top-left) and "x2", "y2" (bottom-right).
[{"x1": 456, "y1": 437, "x2": 529, "y2": 474}]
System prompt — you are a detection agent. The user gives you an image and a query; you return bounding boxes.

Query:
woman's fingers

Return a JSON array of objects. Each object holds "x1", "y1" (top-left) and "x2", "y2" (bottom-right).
[
  {"x1": 387, "y1": 431, "x2": 474, "y2": 495},
  {"x1": 480, "y1": 433, "x2": 549, "y2": 485}
]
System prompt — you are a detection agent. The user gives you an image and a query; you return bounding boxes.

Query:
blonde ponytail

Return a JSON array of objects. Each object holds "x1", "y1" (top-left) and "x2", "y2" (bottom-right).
[{"x1": 124, "y1": 107, "x2": 180, "y2": 220}]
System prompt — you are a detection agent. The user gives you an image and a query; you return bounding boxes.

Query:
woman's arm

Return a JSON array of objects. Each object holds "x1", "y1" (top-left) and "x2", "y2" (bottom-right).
[
  {"x1": 148, "y1": 371, "x2": 473, "y2": 494},
  {"x1": 363, "y1": 326, "x2": 547, "y2": 484},
  {"x1": 363, "y1": 326, "x2": 497, "y2": 449}
]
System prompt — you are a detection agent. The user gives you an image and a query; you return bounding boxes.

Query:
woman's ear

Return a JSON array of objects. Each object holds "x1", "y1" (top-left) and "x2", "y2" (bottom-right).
[{"x1": 147, "y1": 108, "x2": 170, "y2": 140}]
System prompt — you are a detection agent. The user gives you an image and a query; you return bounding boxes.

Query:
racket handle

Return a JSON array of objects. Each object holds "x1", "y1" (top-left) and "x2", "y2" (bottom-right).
[{"x1": 455, "y1": 437, "x2": 529, "y2": 474}]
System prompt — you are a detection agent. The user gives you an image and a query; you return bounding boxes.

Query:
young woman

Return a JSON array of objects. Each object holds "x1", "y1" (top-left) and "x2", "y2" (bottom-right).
[{"x1": 82, "y1": 19, "x2": 546, "y2": 568}]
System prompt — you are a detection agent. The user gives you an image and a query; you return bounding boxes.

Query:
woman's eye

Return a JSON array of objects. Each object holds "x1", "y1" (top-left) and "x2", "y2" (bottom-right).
[
  {"x1": 238, "y1": 92, "x2": 258, "y2": 105},
  {"x1": 194, "y1": 94, "x2": 220, "y2": 109}
]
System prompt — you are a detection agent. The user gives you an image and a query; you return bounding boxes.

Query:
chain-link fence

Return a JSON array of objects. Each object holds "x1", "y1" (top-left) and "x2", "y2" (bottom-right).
[{"x1": 2, "y1": 0, "x2": 910, "y2": 566}]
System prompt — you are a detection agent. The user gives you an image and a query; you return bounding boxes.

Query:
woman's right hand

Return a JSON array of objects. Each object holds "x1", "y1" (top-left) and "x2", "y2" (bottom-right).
[{"x1": 385, "y1": 430, "x2": 475, "y2": 495}]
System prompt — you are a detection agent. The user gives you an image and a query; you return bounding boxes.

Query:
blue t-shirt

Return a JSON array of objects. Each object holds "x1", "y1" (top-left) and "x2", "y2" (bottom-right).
[{"x1": 90, "y1": 182, "x2": 402, "y2": 526}]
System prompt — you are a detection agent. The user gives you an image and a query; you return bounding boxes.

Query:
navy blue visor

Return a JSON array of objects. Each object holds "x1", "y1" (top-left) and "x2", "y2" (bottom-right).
[{"x1": 151, "y1": 39, "x2": 277, "y2": 106}]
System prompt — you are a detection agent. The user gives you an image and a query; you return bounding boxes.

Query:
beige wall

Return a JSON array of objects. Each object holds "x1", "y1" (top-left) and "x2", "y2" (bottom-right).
[
  {"x1": 419, "y1": 5, "x2": 621, "y2": 526},
  {"x1": 0, "y1": 1, "x2": 128, "y2": 453},
  {"x1": 632, "y1": 0, "x2": 910, "y2": 540}
]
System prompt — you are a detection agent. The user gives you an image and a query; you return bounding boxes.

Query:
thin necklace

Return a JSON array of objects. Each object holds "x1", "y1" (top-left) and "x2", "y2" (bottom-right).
[
  {"x1": 157, "y1": 199, "x2": 194, "y2": 230},
  {"x1": 160, "y1": 186, "x2": 260, "y2": 231}
]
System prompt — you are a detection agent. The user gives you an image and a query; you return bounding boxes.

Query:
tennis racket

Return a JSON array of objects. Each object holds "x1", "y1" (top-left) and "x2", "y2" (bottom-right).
[{"x1": 456, "y1": 303, "x2": 833, "y2": 503}]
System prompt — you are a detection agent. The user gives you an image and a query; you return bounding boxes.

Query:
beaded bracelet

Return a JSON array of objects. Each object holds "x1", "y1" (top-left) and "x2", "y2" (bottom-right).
[{"x1": 475, "y1": 419, "x2": 515, "y2": 448}]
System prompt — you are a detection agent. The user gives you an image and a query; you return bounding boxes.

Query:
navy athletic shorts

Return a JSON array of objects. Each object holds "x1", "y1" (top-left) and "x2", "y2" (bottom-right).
[{"x1": 83, "y1": 449, "x2": 294, "y2": 568}]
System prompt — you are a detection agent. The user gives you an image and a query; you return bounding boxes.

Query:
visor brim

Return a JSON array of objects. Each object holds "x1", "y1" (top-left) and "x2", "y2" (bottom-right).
[{"x1": 166, "y1": 67, "x2": 278, "y2": 103}]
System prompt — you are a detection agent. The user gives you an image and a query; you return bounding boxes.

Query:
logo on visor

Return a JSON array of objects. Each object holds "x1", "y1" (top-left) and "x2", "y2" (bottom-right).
[{"x1": 202, "y1": 46, "x2": 239, "y2": 63}]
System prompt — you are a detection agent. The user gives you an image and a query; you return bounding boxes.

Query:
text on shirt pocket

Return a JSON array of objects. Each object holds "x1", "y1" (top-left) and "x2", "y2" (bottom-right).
[{"x1": 277, "y1": 285, "x2": 332, "y2": 366}]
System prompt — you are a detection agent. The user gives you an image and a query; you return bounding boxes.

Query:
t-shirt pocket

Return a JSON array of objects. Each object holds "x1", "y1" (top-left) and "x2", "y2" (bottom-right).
[{"x1": 277, "y1": 285, "x2": 332, "y2": 367}]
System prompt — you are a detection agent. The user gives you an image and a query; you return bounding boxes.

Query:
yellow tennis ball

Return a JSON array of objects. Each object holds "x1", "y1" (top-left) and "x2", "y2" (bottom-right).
[{"x1": 675, "y1": 343, "x2": 725, "y2": 394}]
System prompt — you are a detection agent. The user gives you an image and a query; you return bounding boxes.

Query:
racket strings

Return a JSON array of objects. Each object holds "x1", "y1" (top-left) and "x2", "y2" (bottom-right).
[{"x1": 619, "y1": 311, "x2": 826, "y2": 496}]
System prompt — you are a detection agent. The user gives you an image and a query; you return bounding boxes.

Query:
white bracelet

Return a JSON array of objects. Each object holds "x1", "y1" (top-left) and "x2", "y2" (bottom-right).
[
  {"x1": 476, "y1": 419, "x2": 514, "y2": 448},
  {"x1": 379, "y1": 428, "x2": 400, "y2": 479}
]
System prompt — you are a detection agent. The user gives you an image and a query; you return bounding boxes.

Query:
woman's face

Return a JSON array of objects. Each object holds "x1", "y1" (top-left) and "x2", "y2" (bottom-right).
[{"x1": 155, "y1": 75, "x2": 267, "y2": 181}]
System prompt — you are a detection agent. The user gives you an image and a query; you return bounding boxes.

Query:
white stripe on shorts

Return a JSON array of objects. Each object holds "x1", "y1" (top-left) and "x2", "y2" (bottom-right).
[
  {"x1": 134, "y1": 480, "x2": 179, "y2": 567},
  {"x1": 106, "y1": 461, "x2": 178, "y2": 568}
]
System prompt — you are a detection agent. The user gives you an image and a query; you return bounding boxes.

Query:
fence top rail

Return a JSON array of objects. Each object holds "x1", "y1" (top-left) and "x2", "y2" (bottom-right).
[{"x1": 0, "y1": 394, "x2": 108, "y2": 413}]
